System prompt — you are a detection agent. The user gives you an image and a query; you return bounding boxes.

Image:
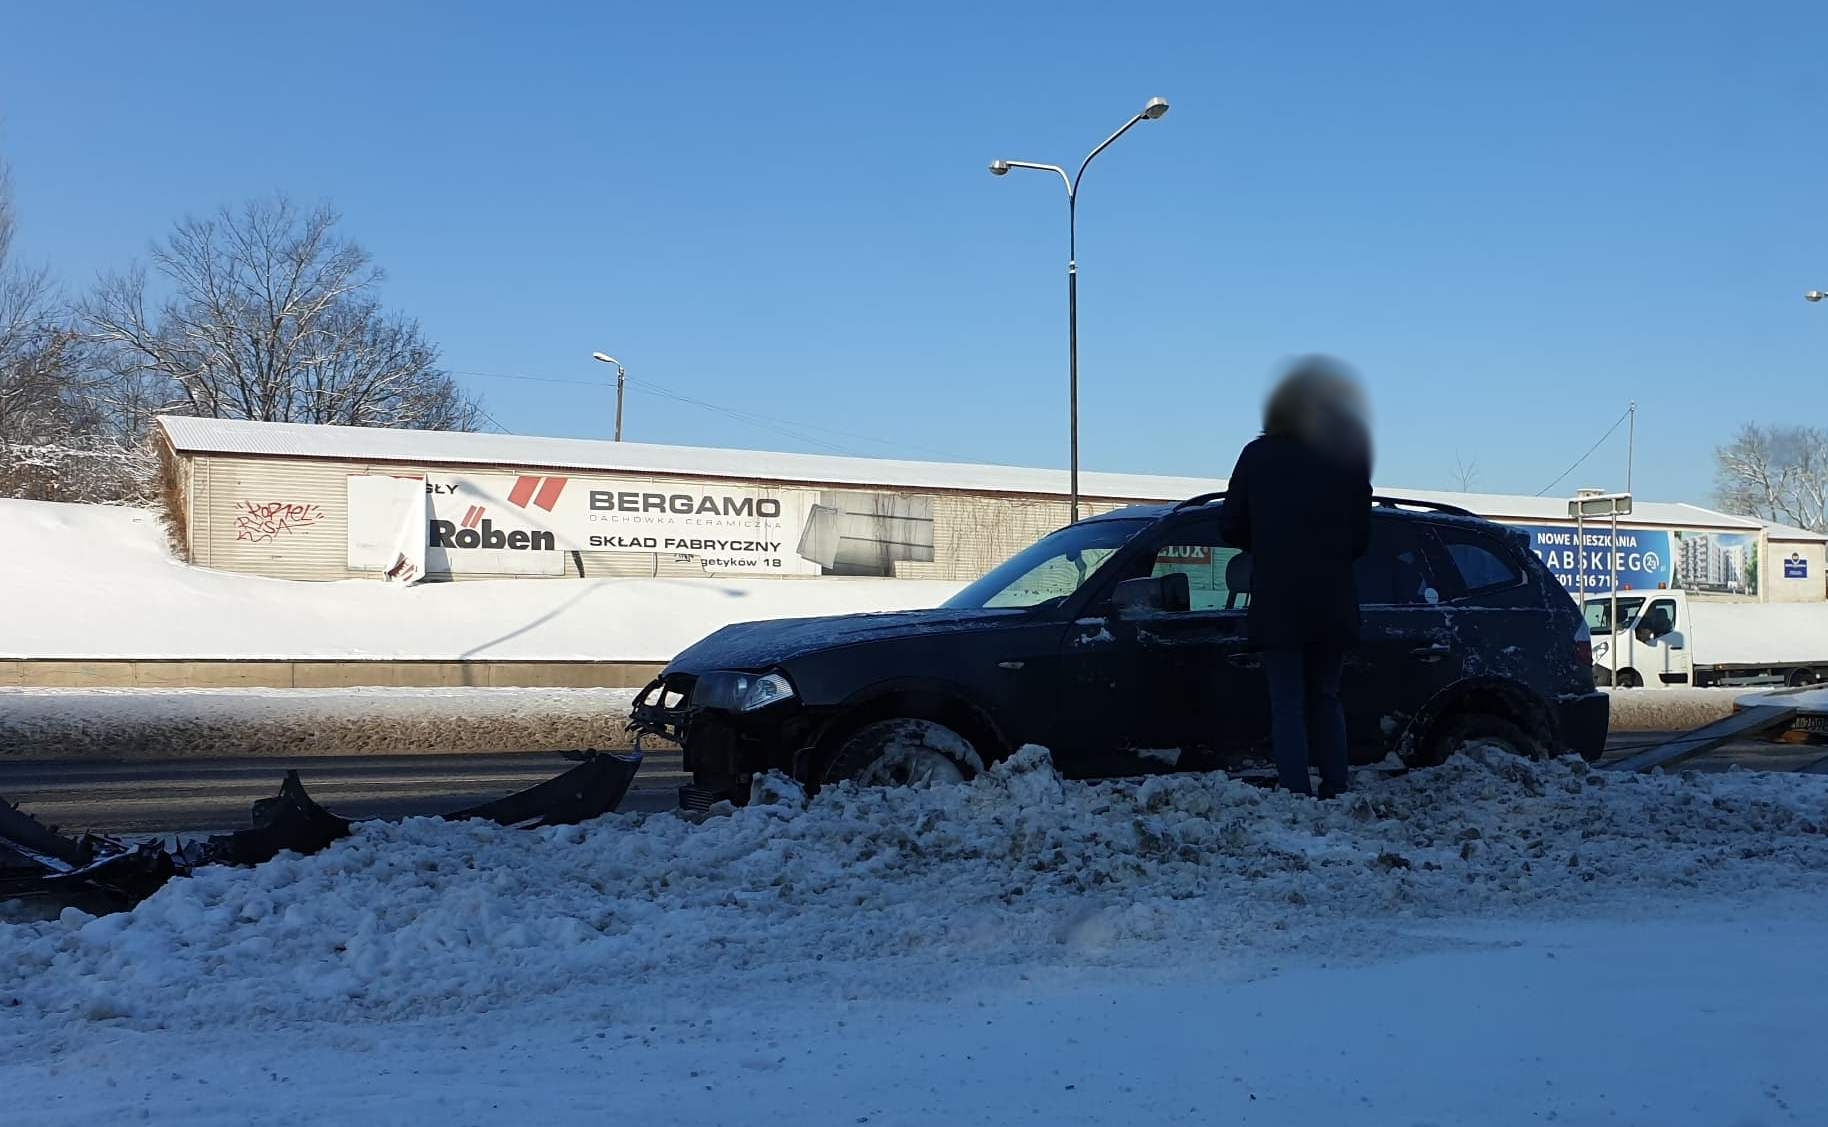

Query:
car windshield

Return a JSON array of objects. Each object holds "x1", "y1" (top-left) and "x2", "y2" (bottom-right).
[
  {"x1": 1584, "y1": 596, "x2": 1646, "y2": 634},
  {"x1": 944, "y1": 519, "x2": 1150, "y2": 610}
]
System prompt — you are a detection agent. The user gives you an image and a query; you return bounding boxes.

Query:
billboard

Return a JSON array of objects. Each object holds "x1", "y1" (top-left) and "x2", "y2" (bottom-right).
[
  {"x1": 348, "y1": 472, "x2": 938, "y2": 578},
  {"x1": 1514, "y1": 524, "x2": 1759, "y2": 597},
  {"x1": 421, "y1": 472, "x2": 825, "y2": 575},
  {"x1": 1672, "y1": 530, "x2": 1759, "y2": 595}
]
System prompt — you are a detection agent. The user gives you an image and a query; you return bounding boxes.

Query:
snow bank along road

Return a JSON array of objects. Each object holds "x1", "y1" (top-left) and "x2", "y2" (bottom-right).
[
  {"x1": 0, "y1": 499, "x2": 964, "y2": 663},
  {"x1": 3, "y1": 747, "x2": 1826, "y2": 1124},
  {"x1": 0, "y1": 687, "x2": 643, "y2": 761}
]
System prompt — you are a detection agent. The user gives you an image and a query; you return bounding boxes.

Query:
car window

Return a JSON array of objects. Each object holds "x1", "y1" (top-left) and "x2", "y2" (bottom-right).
[
  {"x1": 1354, "y1": 519, "x2": 1435, "y2": 606},
  {"x1": 945, "y1": 518, "x2": 1149, "y2": 610},
  {"x1": 1433, "y1": 525, "x2": 1524, "y2": 595},
  {"x1": 1585, "y1": 596, "x2": 1645, "y2": 634},
  {"x1": 1147, "y1": 540, "x2": 1249, "y2": 611},
  {"x1": 1638, "y1": 598, "x2": 1678, "y2": 639}
]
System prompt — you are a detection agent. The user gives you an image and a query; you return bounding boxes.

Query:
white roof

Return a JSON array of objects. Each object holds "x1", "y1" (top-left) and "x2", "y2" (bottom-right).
[
  {"x1": 1757, "y1": 519, "x2": 1828, "y2": 543},
  {"x1": 155, "y1": 415, "x2": 1775, "y2": 530}
]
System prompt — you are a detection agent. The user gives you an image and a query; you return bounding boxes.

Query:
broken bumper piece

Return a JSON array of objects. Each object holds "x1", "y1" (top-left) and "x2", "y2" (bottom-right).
[{"x1": 0, "y1": 751, "x2": 641, "y2": 911}]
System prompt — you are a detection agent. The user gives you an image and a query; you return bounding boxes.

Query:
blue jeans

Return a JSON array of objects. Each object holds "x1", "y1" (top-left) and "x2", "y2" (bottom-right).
[{"x1": 1262, "y1": 643, "x2": 1349, "y2": 796}]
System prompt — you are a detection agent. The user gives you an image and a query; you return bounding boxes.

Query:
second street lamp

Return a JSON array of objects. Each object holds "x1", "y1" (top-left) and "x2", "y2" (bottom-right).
[
  {"x1": 991, "y1": 96, "x2": 1170, "y2": 522},
  {"x1": 591, "y1": 352, "x2": 627, "y2": 441}
]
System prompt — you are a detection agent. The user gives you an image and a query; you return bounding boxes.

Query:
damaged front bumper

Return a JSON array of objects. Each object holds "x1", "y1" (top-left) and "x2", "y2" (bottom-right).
[
  {"x1": 0, "y1": 751, "x2": 642, "y2": 912},
  {"x1": 630, "y1": 675, "x2": 819, "y2": 809}
]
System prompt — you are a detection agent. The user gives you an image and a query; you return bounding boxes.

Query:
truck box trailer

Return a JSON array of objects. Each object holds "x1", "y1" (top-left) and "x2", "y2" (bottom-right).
[{"x1": 1584, "y1": 590, "x2": 1828, "y2": 688}]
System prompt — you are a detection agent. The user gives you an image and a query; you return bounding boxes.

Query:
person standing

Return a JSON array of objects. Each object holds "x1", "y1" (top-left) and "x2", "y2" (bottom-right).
[{"x1": 1220, "y1": 357, "x2": 1373, "y2": 798}]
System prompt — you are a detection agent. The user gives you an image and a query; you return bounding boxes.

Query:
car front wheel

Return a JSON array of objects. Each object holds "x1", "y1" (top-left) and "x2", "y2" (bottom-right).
[{"x1": 823, "y1": 718, "x2": 981, "y2": 789}]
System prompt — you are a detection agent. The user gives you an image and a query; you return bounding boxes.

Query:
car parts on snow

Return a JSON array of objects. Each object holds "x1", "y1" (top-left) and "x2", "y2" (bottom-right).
[{"x1": 0, "y1": 751, "x2": 641, "y2": 911}]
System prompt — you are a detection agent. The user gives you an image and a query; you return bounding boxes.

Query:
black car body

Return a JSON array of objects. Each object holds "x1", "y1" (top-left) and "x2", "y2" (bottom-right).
[{"x1": 632, "y1": 496, "x2": 1609, "y2": 807}]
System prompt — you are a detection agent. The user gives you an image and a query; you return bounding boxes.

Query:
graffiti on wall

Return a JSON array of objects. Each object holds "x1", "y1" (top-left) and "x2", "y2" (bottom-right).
[{"x1": 235, "y1": 501, "x2": 325, "y2": 543}]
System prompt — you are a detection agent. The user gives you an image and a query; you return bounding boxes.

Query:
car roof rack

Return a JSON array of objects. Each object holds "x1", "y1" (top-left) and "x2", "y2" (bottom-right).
[
  {"x1": 1371, "y1": 495, "x2": 1477, "y2": 517},
  {"x1": 1171, "y1": 490, "x2": 1228, "y2": 511}
]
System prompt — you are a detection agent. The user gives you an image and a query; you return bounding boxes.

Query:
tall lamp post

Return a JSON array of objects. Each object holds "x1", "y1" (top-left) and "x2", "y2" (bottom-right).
[
  {"x1": 990, "y1": 96, "x2": 1171, "y2": 523},
  {"x1": 591, "y1": 352, "x2": 627, "y2": 441}
]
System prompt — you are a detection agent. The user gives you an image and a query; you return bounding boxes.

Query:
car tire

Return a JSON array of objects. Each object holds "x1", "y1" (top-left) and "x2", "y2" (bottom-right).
[
  {"x1": 1789, "y1": 668, "x2": 1819, "y2": 688},
  {"x1": 1421, "y1": 710, "x2": 1545, "y2": 767},
  {"x1": 1613, "y1": 668, "x2": 1643, "y2": 689},
  {"x1": 823, "y1": 718, "x2": 981, "y2": 789}
]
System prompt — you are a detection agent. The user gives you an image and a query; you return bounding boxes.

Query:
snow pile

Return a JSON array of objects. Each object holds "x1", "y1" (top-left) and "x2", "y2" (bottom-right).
[
  {"x1": 3, "y1": 747, "x2": 1824, "y2": 1031},
  {"x1": 0, "y1": 687, "x2": 639, "y2": 760},
  {"x1": 1603, "y1": 686, "x2": 1741, "y2": 731},
  {"x1": 0, "y1": 499, "x2": 964, "y2": 660}
]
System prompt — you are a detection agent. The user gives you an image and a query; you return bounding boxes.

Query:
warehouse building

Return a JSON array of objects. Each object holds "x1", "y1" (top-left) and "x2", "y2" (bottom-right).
[{"x1": 154, "y1": 416, "x2": 1828, "y2": 603}]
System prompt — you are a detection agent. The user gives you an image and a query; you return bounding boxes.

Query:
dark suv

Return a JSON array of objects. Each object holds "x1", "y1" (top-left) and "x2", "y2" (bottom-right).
[{"x1": 632, "y1": 496, "x2": 1609, "y2": 807}]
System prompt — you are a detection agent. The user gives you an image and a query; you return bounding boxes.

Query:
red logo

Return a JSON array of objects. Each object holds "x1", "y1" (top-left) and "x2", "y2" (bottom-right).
[
  {"x1": 507, "y1": 475, "x2": 569, "y2": 511},
  {"x1": 461, "y1": 505, "x2": 486, "y2": 530}
]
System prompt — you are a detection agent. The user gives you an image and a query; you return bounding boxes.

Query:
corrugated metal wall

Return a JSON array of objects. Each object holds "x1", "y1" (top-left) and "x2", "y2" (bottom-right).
[
  {"x1": 892, "y1": 495, "x2": 1136, "y2": 582},
  {"x1": 186, "y1": 452, "x2": 1147, "y2": 583}
]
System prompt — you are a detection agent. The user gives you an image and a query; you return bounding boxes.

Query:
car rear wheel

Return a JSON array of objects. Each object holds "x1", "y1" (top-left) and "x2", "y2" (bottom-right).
[
  {"x1": 824, "y1": 718, "x2": 980, "y2": 789},
  {"x1": 1789, "y1": 668, "x2": 1819, "y2": 688},
  {"x1": 1613, "y1": 668, "x2": 1643, "y2": 689},
  {"x1": 1421, "y1": 710, "x2": 1545, "y2": 767}
]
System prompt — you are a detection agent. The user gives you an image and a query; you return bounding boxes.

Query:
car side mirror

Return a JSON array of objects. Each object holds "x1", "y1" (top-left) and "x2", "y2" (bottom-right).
[{"x1": 1111, "y1": 572, "x2": 1190, "y2": 616}]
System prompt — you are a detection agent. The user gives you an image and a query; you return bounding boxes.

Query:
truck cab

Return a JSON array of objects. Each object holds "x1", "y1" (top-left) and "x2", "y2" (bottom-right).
[{"x1": 1584, "y1": 590, "x2": 1690, "y2": 688}]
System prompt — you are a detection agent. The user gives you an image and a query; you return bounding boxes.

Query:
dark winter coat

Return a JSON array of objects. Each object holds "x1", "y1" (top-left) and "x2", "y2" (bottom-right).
[{"x1": 1220, "y1": 434, "x2": 1372, "y2": 650}]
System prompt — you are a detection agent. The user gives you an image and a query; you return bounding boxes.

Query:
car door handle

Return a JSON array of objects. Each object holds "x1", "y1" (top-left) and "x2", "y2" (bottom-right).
[{"x1": 1410, "y1": 643, "x2": 1452, "y2": 662}]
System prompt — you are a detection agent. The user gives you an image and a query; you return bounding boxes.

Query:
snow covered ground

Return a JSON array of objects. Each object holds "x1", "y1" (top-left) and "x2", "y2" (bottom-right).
[
  {"x1": 4, "y1": 747, "x2": 1826, "y2": 1124},
  {"x1": 0, "y1": 500, "x2": 963, "y2": 661},
  {"x1": 0, "y1": 687, "x2": 639, "y2": 760}
]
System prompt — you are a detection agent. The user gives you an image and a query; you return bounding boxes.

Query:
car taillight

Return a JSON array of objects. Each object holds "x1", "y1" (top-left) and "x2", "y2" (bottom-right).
[{"x1": 1574, "y1": 639, "x2": 1593, "y2": 667}]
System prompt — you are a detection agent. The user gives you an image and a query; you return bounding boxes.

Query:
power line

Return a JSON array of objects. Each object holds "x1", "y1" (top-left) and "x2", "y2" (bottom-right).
[
  {"x1": 450, "y1": 366, "x2": 973, "y2": 462},
  {"x1": 1536, "y1": 405, "x2": 1633, "y2": 497}
]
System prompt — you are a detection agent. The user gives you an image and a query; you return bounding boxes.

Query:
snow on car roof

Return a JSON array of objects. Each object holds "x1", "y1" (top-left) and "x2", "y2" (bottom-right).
[{"x1": 157, "y1": 415, "x2": 1781, "y2": 530}]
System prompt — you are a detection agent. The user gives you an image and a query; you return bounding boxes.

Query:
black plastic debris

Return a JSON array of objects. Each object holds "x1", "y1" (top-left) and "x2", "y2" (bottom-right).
[{"x1": 0, "y1": 751, "x2": 641, "y2": 912}]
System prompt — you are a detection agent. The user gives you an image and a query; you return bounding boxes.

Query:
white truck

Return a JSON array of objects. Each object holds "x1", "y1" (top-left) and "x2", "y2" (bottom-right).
[{"x1": 1584, "y1": 590, "x2": 1828, "y2": 688}]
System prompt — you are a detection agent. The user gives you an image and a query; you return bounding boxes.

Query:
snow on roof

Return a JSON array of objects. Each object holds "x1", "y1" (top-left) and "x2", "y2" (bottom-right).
[
  {"x1": 157, "y1": 415, "x2": 1222, "y2": 501},
  {"x1": 156, "y1": 415, "x2": 1765, "y2": 529},
  {"x1": 1756, "y1": 519, "x2": 1828, "y2": 543}
]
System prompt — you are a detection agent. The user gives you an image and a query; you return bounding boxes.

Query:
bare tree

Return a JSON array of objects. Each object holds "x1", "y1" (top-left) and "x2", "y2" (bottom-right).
[
  {"x1": 1451, "y1": 450, "x2": 1480, "y2": 493},
  {"x1": 1714, "y1": 423, "x2": 1828, "y2": 533},
  {"x1": 0, "y1": 160, "x2": 149, "y2": 502},
  {"x1": 82, "y1": 194, "x2": 481, "y2": 433}
]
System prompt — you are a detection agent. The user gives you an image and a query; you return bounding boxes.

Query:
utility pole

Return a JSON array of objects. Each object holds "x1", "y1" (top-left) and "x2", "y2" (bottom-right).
[{"x1": 592, "y1": 352, "x2": 627, "y2": 441}]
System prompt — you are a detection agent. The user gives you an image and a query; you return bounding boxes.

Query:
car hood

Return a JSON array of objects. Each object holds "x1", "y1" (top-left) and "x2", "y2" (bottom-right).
[{"x1": 665, "y1": 607, "x2": 1024, "y2": 675}]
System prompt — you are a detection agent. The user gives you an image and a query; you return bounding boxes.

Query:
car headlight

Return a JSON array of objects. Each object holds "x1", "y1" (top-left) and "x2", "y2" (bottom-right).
[
  {"x1": 1593, "y1": 641, "x2": 1610, "y2": 660},
  {"x1": 692, "y1": 670, "x2": 797, "y2": 712}
]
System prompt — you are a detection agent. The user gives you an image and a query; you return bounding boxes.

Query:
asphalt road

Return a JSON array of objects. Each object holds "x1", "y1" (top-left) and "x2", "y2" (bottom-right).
[
  {"x1": 1, "y1": 736, "x2": 1823, "y2": 839},
  {"x1": 0, "y1": 749, "x2": 688, "y2": 837}
]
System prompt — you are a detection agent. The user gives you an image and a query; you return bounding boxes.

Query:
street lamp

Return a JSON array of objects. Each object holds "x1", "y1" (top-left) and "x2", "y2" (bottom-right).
[
  {"x1": 1807, "y1": 291, "x2": 1826, "y2": 303},
  {"x1": 990, "y1": 96, "x2": 1171, "y2": 522},
  {"x1": 591, "y1": 352, "x2": 627, "y2": 441}
]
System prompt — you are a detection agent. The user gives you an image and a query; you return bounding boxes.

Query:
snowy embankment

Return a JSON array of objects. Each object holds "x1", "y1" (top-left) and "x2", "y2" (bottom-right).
[
  {"x1": 3, "y1": 748, "x2": 1827, "y2": 1123},
  {"x1": 0, "y1": 499, "x2": 963, "y2": 661},
  {"x1": 1603, "y1": 686, "x2": 1742, "y2": 731},
  {"x1": 0, "y1": 687, "x2": 638, "y2": 760}
]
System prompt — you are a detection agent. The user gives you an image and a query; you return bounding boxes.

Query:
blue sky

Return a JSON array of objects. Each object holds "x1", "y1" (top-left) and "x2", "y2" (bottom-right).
[{"x1": 4, "y1": 1, "x2": 1824, "y2": 502}]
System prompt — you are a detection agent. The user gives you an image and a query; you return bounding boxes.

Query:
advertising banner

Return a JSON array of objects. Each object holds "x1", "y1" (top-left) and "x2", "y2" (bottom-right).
[
  {"x1": 1514, "y1": 524, "x2": 1761, "y2": 597},
  {"x1": 421, "y1": 473, "x2": 825, "y2": 576},
  {"x1": 1514, "y1": 525, "x2": 1675, "y2": 594}
]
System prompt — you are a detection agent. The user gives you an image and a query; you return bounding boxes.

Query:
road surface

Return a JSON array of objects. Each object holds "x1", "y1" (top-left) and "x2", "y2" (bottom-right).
[
  {"x1": 0, "y1": 750, "x2": 688, "y2": 837},
  {"x1": 1, "y1": 737, "x2": 1823, "y2": 838}
]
